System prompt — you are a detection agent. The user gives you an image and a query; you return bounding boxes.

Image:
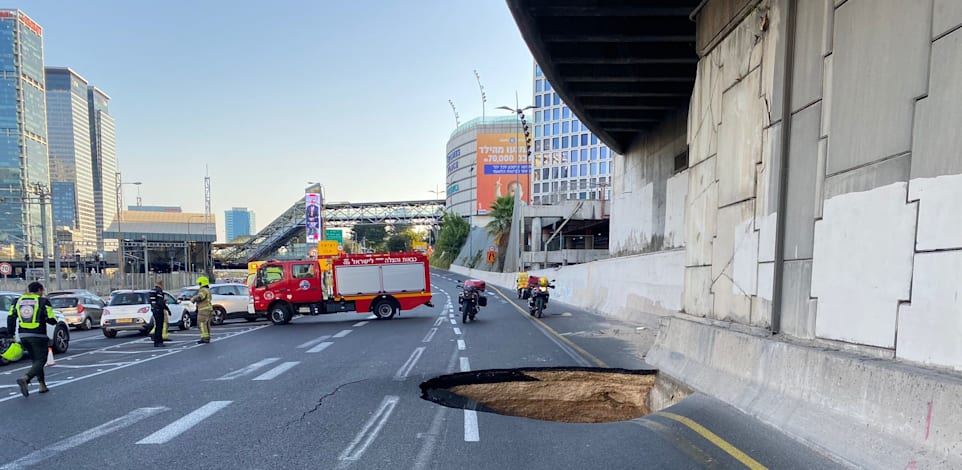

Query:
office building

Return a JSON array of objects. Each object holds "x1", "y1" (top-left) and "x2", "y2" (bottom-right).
[
  {"x1": 88, "y1": 86, "x2": 116, "y2": 251},
  {"x1": 530, "y1": 63, "x2": 614, "y2": 205},
  {"x1": 46, "y1": 67, "x2": 97, "y2": 256},
  {"x1": 225, "y1": 207, "x2": 255, "y2": 241},
  {"x1": 0, "y1": 10, "x2": 50, "y2": 261}
]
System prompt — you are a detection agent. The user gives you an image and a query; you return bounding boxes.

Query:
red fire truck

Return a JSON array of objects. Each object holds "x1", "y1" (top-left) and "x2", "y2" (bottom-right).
[{"x1": 248, "y1": 252, "x2": 434, "y2": 324}]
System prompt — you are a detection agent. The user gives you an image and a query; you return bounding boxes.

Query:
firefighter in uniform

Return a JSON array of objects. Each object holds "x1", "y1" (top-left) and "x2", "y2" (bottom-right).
[
  {"x1": 191, "y1": 276, "x2": 212, "y2": 344},
  {"x1": 6, "y1": 282, "x2": 58, "y2": 397},
  {"x1": 148, "y1": 280, "x2": 170, "y2": 347}
]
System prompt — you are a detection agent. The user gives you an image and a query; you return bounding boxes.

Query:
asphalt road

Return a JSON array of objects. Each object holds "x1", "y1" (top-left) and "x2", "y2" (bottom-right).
[{"x1": 0, "y1": 270, "x2": 842, "y2": 469}]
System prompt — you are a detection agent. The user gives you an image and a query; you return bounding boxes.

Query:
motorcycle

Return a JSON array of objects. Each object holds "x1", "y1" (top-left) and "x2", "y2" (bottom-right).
[
  {"x1": 527, "y1": 278, "x2": 555, "y2": 319},
  {"x1": 457, "y1": 279, "x2": 487, "y2": 323}
]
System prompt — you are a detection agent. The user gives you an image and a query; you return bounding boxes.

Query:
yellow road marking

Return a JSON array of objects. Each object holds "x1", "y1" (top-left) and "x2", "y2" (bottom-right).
[
  {"x1": 490, "y1": 286, "x2": 609, "y2": 368},
  {"x1": 656, "y1": 412, "x2": 768, "y2": 470}
]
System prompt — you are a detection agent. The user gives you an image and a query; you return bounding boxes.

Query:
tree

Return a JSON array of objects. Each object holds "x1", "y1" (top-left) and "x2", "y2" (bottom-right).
[
  {"x1": 351, "y1": 224, "x2": 387, "y2": 251},
  {"x1": 431, "y1": 211, "x2": 470, "y2": 268},
  {"x1": 485, "y1": 195, "x2": 514, "y2": 271}
]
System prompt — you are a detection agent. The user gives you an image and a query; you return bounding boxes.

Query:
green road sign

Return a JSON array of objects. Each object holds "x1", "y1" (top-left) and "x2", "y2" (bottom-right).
[{"x1": 325, "y1": 229, "x2": 343, "y2": 243}]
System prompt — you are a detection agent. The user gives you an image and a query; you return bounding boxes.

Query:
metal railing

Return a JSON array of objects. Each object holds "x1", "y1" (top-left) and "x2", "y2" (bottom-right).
[{"x1": 0, "y1": 271, "x2": 206, "y2": 297}]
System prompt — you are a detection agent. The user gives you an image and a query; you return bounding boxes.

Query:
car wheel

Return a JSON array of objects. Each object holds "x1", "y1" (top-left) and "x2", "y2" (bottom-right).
[
  {"x1": 51, "y1": 325, "x2": 69, "y2": 354},
  {"x1": 270, "y1": 304, "x2": 292, "y2": 325},
  {"x1": 211, "y1": 307, "x2": 226, "y2": 326},
  {"x1": 179, "y1": 312, "x2": 191, "y2": 331},
  {"x1": 82, "y1": 317, "x2": 93, "y2": 331},
  {"x1": 103, "y1": 328, "x2": 117, "y2": 338},
  {"x1": 372, "y1": 299, "x2": 397, "y2": 320}
]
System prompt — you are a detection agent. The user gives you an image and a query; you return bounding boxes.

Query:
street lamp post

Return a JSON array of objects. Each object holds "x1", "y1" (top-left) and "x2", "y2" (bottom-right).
[
  {"x1": 187, "y1": 215, "x2": 210, "y2": 275},
  {"x1": 496, "y1": 98, "x2": 536, "y2": 272},
  {"x1": 427, "y1": 186, "x2": 444, "y2": 246},
  {"x1": 116, "y1": 175, "x2": 142, "y2": 285}
]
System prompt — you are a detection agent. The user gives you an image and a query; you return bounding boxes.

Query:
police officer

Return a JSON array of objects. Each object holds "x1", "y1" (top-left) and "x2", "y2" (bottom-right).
[
  {"x1": 148, "y1": 280, "x2": 170, "y2": 347},
  {"x1": 6, "y1": 282, "x2": 58, "y2": 397},
  {"x1": 190, "y1": 276, "x2": 212, "y2": 344}
]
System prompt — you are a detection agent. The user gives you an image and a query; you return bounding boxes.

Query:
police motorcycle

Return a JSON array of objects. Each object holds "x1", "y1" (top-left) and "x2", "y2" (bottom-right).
[
  {"x1": 457, "y1": 279, "x2": 487, "y2": 323},
  {"x1": 526, "y1": 277, "x2": 555, "y2": 318}
]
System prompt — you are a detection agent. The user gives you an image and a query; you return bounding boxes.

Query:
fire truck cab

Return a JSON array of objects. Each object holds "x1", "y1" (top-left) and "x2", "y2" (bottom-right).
[{"x1": 249, "y1": 252, "x2": 434, "y2": 324}]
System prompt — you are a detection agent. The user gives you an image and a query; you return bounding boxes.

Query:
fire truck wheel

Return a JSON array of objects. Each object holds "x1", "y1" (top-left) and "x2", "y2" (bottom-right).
[
  {"x1": 269, "y1": 304, "x2": 293, "y2": 325},
  {"x1": 372, "y1": 299, "x2": 397, "y2": 320}
]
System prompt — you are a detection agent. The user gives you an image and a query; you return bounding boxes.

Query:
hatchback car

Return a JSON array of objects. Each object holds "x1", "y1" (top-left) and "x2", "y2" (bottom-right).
[
  {"x1": 0, "y1": 291, "x2": 71, "y2": 354},
  {"x1": 101, "y1": 290, "x2": 193, "y2": 338},
  {"x1": 47, "y1": 289, "x2": 99, "y2": 298},
  {"x1": 49, "y1": 295, "x2": 105, "y2": 330},
  {"x1": 179, "y1": 283, "x2": 258, "y2": 325}
]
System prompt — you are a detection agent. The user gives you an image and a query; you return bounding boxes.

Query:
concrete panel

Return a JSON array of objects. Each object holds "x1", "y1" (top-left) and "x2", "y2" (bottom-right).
[
  {"x1": 911, "y1": 30, "x2": 962, "y2": 179},
  {"x1": 811, "y1": 182, "x2": 916, "y2": 348},
  {"x1": 779, "y1": 259, "x2": 817, "y2": 340},
  {"x1": 718, "y1": 9, "x2": 765, "y2": 92},
  {"x1": 897, "y1": 251, "x2": 962, "y2": 371},
  {"x1": 821, "y1": 0, "x2": 834, "y2": 56},
  {"x1": 933, "y1": 0, "x2": 962, "y2": 38},
  {"x1": 757, "y1": 261, "x2": 774, "y2": 301},
  {"x1": 822, "y1": 152, "x2": 910, "y2": 200},
  {"x1": 908, "y1": 173, "x2": 962, "y2": 251},
  {"x1": 783, "y1": 104, "x2": 821, "y2": 260},
  {"x1": 684, "y1": 266, "x2": 714, "y2": 317},
  {"x1": 761, "y1": 0, "x2": 789, "y2": 123},
  {"x1": 820, "y1": 54, "x2": 832, "y2": 138},
  {"x1": 791, "y1": 0, "x2": 828, "y2": 110},
  {"x1": 610, "y1": 182, "x2": 655, "y2": 255},
  {"x1": 732, "y1": 217, "x2": 758, "y2": 297},
  {"x1": 664, "y1": 171, "x2": 689, "y2": 249},
  {"x1": 647, "y1": 317, "x2": 962, "y2": 470},
  {"x1": 755, "y1": 123, "x2": 781, "y2": 218},
  {"x1": 757, "y1": 212, "x2": 777, "y2": 263},
  {"x1": 712, "y1": 200, "x2": 755, "y2": 324},
  {"x1": 827, "y1": 0, "x2": 932, "y2": 174},
  {"x1": 717, "y1": 68, "x2": 765, "y2": 207},
  {"x1": 688, "y1": 51, "x2": 721, "y2": 166},
  {"x1": 813, "y1": 138, "x2": 827, "y2": 219},
  {"x1": 685, "y1": 157, "x2": 718, "y2": 267}
]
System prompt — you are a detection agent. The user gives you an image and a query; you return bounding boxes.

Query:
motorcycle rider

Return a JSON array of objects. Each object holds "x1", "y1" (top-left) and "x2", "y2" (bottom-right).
[{"x1": 191, "y1": 276, "x2": 213, "y2": 344}]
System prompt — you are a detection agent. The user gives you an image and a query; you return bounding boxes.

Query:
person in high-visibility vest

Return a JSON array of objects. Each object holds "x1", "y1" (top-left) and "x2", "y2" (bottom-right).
[
  {"x1": 190, "y1": 276, "x2": 213, "y2": 344},
  {"x1": 6, "y1": 282, "x2": 58, "y2": 397}
]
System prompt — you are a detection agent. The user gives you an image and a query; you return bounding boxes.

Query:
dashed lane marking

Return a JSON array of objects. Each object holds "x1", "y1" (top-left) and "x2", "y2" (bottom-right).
[
  {"x1": 306, "y1": 342, "x2": 333, "y2": 354},
  {"x1": 337, "y1": 395, "x2": 400, "y2": 464},
  {"x1": 457, "y1": 340, "x2": 466, "y2": 351},
  {"x1": 137, "y1": 401, "x2": 233, "y2": 445},
  {"x1": 353, "y1": 321, "x2": 369, "y2": 327},
  {"x1": 453, "y1": 327, "x2": 462, "y2": 336},
  {"x1": 422, "y1": 328, "x2": 437, "y2": 343},
  {"x1": 333, "y1": 329, "x2": 352, "y2": 338},
  {"x1": 394, "y1": 347, "x2": 426, "y2": 381},
  {"x1": 297, "y1": 335, "x2": 331, "y2": 349},
  {"x1": 253, "y1": 362, "x2": 300, "y2": 381},
  {"x1": 215, "y1": 358, "x2": 280, "y2": 381},
  {"x1": 464, "y1": 410, "x2": 479, "y2": 442},
  {"x1": 459, "y1": 357, "x2": 470, "y2": 372}
]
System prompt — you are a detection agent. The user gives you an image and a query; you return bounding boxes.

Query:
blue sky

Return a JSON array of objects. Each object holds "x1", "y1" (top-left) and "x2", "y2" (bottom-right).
[{"x1": 27, "y1": 1, "x2": 534, "y2": 240}]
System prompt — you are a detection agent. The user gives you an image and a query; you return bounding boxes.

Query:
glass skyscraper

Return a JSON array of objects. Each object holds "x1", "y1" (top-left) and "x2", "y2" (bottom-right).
[
  {"x1": 531, "y1": 63, "x2": 614, "y2": 205},
  {"x1": 0, "y1": 10, "x2": 50, "y2": 260},
  {"x1": 88, "y1": 86, "x2": 116, "y2": 252},
  {"x1": 225, "y1": 207, "x2": 255, "y2": 242},
  {"x1": 46, "y1": 67, "x2": 97, "y2": 255}
]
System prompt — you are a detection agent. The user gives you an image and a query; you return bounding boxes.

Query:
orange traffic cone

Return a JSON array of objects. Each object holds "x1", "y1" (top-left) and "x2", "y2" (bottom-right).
[{"x1": 45, "y1": 347, "x2": 55, "y2": 366}]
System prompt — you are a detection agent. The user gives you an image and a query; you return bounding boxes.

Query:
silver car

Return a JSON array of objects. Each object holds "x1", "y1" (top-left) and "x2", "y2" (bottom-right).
[
  {"x1": 49, "y1": 295, "x2": 105, "y2": 330},
  {"x1": 179, "y1": 283, "x2": 258, "y2": 325}
]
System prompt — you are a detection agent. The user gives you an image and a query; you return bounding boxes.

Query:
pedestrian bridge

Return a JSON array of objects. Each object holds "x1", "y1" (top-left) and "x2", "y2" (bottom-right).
[{"x1": 215, "y1": 198, "x2": 444, "y2": 267}]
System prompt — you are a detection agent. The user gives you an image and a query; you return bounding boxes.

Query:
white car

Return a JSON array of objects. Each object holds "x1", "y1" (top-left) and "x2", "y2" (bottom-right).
[
  {"x1": 0, "y1": 291, "x2": 71, "y2": 354},
  {"x1": 178, "y1": 283, "x2": 259, "y2": 325},
  {"x1": 101, "y1": 290, "x2": 193, "y2": 338}
]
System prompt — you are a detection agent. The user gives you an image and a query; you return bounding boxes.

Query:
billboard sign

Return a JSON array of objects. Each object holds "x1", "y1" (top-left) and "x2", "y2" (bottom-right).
[
  {"x1": 305, "y1": 193, "x2": 321, "y2": 243},
  {"x1": 475, "y1": 133, "x2": 531, "y2": 214}
]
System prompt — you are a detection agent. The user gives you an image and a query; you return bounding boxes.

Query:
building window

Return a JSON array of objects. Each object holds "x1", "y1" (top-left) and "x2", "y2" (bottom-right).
[
  {"x1": 561, "y1": 136, "x2": 569, "y2": 148},
  {"x1": 545, "y1": 80, "x2": 551, "y2": 91},
  {"x1": 600, "y1": 147, "x2": 609, "y2": 159},
  {"x1": 580, "y1": 149, "x2": 587, "y2": 161},
  {"x1": 561, "y1": 167, "x2": 568, "y2": 178},
  {"x1": 571, "y1": 165, "x2": 579, "y2": 177},
  {"x1": 534, "y1": 110, "x2": 542, "y2": 122},
  {"x1": 581, "y1": 134, "x2": 588, "y2": 146},
  {"x1": 536, "y1": 80, "x2": 543, "y2": 92},
  {"x1": 590, "y1": 148, "x2": 598, "y2": 160},
  {"x1": 590, "y1": 163, "x2": 598, "y2": 175},
  {"x1": 534, "y1": 126, "x2": 541, "y2": 138},
  {"x1": 591, "y1": 135, "x2": 598, "y2": 145},
  {"x1": 562, "y1": 108, "x2": 570, "y2": 119},
  {"x1": 561, "y1": 151, "x2": 568, "y2": 163},
  {"x1": 552, "y1": 168, "x2": 559, "y2": 179},
  {"x1": 574, "y1": 119, "x2": 581, "y2": 130},
  {"x1": 552, "y1": 122, "x2": 559, "y2": 135},
  {"x1": 542, "y1": 168, "x2": 549, "y2": 179},
  {"x1": 552, "y1": 108, "x2": 560, "y2": 120},
  {"x1": 580, "y1": 163, "x2": 587, "y2": 175},
  {"x1": 562, "y1": 121, "x2": 569, "y2": 133},
  {"x1": 535, "y1": 95, "x2": 542, "y2": 108},
  {"x1": 534, "y1": 140, "x2": 541, "y2": 152},
  {"x1": 543, "y1": 138, "x2": 550, "y2": 150},
  {"x1": 553, "y1": 94, "x2": 561, "y2": 106},
  {"x1": 535, "y1": 65, "x2": 542, "y2": 77},
  {"x1": 600, "y1": 162, "x2": 608, "y2": 175},
  {"x1": 552, "y1": 137, "x2": 559, "y2": 149}
]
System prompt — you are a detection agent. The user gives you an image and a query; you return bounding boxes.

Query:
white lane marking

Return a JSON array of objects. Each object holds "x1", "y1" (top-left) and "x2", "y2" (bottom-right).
[
  {"x1": 338, "y1": 396, "x2": 400, "y2": 462},
  {"x1": 433, "y1": 317, "x2": 444, "y2": 327},
  {"x1": 412, "y1": 347, "x2": 461, "y2": 470},
  {"x1": 464, "y1": 410, "x2": 480, "y2": 442},
  {"x1": 306, "y1": 342, "x2": 333, "y2": 354},
  {"x1": 460, "y1": 357, "x2": 470, "y2": 372},
  {"x1": 453, "y1": 328, "x2": 462, "y2": 336},
  {"x1": 50, "y1": 362, "x2": 134, "y2": 369},
  {"x1": 137, "y1": 401, "x2": 232, "y2": 445},
  {"x1": 352, "y1": 321, "x2": 369, "y2": 327},
  {"x1": 457, "y1": 340, "x2": 466, "y2": 351},
  {"x1": 0, "y1": 406, "x2": 167, "y2": 469},
  {"x1": 394, "y1": 347, "x2": 426, "y2": 381},
  {"x1": 422, "y1": 328, "x2": 437, "y2": 343},
  {"x1": 253, "y1": 362, "x2": 300, "y2": 381},
  {"x1": 333, "y1": 330, "x2": 352, "y2": 338},
  {"x1": 215, "y1": 358, "x2": 280, "y2": 381},
  {"x1": 297, "y1": 335, "x2": 331, "y2": 349},
  {"x1": 449, "y1": 319, "x2": 456, "y2": 325}
]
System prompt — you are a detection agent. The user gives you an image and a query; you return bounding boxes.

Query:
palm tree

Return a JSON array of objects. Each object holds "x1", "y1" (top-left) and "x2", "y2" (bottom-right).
[{"x1": 485, "y1": 195, "x2": 514, "y2": 270}]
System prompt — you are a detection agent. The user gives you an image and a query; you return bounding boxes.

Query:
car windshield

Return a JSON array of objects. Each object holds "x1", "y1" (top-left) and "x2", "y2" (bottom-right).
[
  {"x1": 49, "y1": 297, "x2": 79, "y2": 308},
  {"x1": 0, "y1": 295, "x2": 17, "y2": 312},
  {"x1": 109, "y1": 292, "x2": 148, "y2": 306},
  {"x1": 179, "y1": 288, "x2": 198, "y2": 299}
]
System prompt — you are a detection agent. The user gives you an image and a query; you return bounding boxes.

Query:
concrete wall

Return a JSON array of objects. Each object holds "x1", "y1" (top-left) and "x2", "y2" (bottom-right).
[
  {"x1": 451, "y1": 248, "x2": 684, "y2": 322},
  {"x1": 610, "y1": 111, "x2": 689, "y2": 256},
  {"x1": 682, "y1": 0, "x2": 962, "y2": 372}
]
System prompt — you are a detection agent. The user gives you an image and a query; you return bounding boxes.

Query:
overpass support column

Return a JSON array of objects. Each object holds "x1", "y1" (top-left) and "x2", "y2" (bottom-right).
[{"x1": 531, "y1": 217, "x2": 543, "y2": 270}]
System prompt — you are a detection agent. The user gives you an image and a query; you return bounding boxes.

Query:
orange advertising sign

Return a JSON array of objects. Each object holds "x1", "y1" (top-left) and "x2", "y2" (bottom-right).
[{"x1": 475, "y1": 133, "x2": 531, "y2": 214}]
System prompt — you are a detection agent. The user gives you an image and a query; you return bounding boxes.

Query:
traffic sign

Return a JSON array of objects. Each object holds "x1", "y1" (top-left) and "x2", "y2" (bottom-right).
[
  {"x1": 325, "y1": 229, "x2": 343, "y2": 244},
  {"x1": 317, "y1": 240, "x2": 339, "y2": 256},
  {"x1": 0, "y1": 262, "x2": 10, "y2": 276}
]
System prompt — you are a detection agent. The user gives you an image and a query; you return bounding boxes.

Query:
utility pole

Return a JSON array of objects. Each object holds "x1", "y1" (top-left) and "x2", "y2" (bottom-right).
[{"x1": 33, "y1": 184, "x2": 51, "y2": 283}]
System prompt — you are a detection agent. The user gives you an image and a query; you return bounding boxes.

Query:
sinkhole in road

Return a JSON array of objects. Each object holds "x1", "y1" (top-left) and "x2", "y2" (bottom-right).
[{"x1": 419, "y1": 367, "x2": 658, "y2": 423}]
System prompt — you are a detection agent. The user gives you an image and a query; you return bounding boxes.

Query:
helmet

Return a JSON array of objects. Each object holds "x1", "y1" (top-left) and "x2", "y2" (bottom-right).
[
  {"x1": 196, "y1": 276, "x2": 210, "y2": 287},
  {"x1": 539, "y1": 277, "x2": 548, "y2": 287}
]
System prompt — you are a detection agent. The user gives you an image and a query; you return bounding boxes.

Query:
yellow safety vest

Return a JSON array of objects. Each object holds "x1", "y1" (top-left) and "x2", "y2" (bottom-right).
[{"x1": 12, "y1": 294, "x2": 53, "y2": 333}]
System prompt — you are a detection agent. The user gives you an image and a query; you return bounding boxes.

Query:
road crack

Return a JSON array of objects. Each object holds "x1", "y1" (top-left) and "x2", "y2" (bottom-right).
[{"x1": 278, "y1": 378, "x2": 370, "y2": 430}]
